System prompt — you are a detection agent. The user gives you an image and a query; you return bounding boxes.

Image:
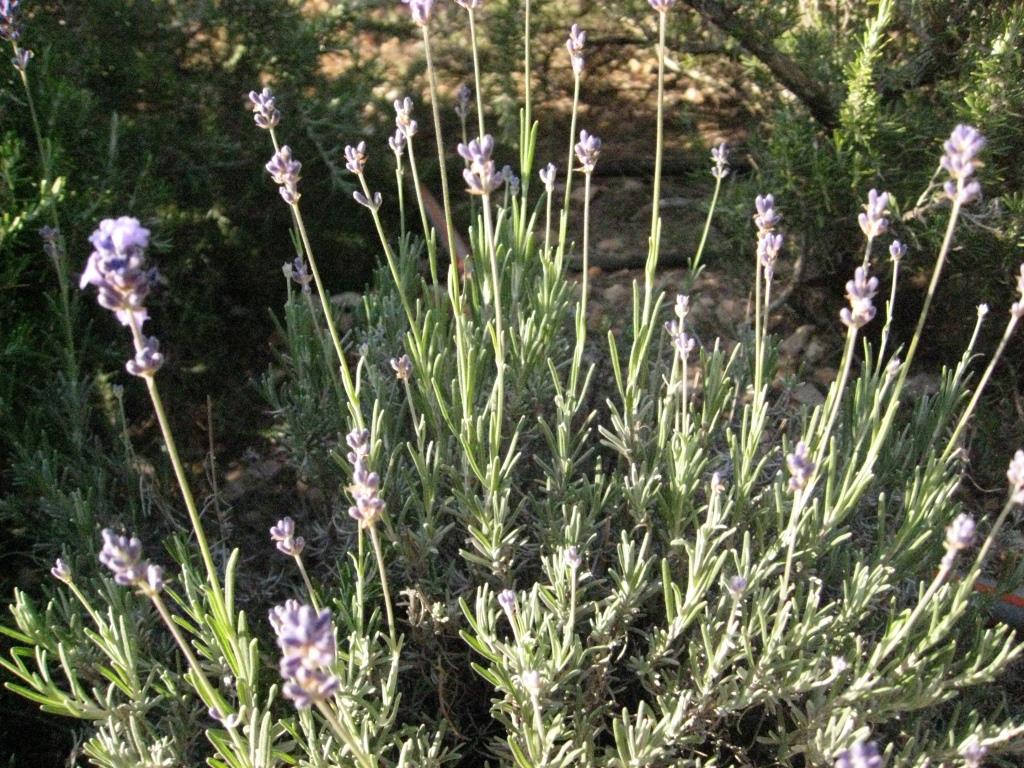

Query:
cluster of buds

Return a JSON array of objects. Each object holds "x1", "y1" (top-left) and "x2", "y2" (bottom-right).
[
  {"x1": 834, "y1": 740, "x2": 882, "y2": 768},
  {"x1": 710, "y1": 143, "x2": 729, "y2": 179},
  {"x1": 566, "y1": 24, "x2": 586, "y2": 75},
  {"x1": 565, "y1": 545, "x2": 582, "y2": 570},
  {"x1": 497, "y1": 588, "x2": 517, "y2": 620},
  {"x1": 501, "y1": 165, "x2": 521, "y2": 196},
  {"x1": 458, "y1": 135, "x2": 503, "y2": 196},
  {"x1": 394, "y1": 97, "x2": 417, "y2": 139},
  {"x1": 940, "y1": 513, "x2": 976, "y2": 570},
  {"x1": 270, "y1": 516, "x2": 306, "y2": 557},
  {"x1": 786, "y1": 441, "x2": 814, "y2": 492},
  {"x1": 664, "y1": 294, "x2": 696, "y2": 360},
  {"x1": 11, "y1": 46, "x2": 30, "y2": 71},
  {"x1": 858, "y1": 189, "x2": 890, "y2": 239},
  {"x1": 962, "y1": 739, "x2": 987, "y2": 768},
  {"x1": 648, "y1": 0, "x2": 678, "y2": 12},
  {"x1": 889, "y1": 240, "x2": 906, "y2": 262},
  {"x1": 50, "y1": 558, "x2": 72, "y2": 584},
  {"x1": 282, "y1": 256, "x2": 313, "y2": 294},
  {"x1": 941, "y1": 124, "x2": 984, "y2": 205},
  {"x1": 270, "y1": 600, "x2": 340, "y2": 708},
  {"x1": 574, "y1": 130, "x2": 601, "y2": 173},
  {"x1": 727, "y1": 575, "x2": 747, "y2": 599},
  {"x1": 454, "y1": 84, "x2": 472, "y2": 122},
  {"x1": 390, "y1": 354, "x2": 412, "y2": 381},
  {"x1": 1007, "y1": 449, "x2": 1024, "y2": 505},
  {"x1": 753, "y1": 194, "x2": 782, "y2": 281},
  {"x1": 81, "y1": 217, "x2": 156, "y2": 329},
  {"x1": 126, "y1": 336, "x2": 165, "y2": 378},
  {"x1": 0, "y1": 0, "x2": 22, "y2": 42},
  {"x1": 98, "y1": 529, "x2": 164, "y2": 595},
  {"x1": 839, "y1": 266, "x2": 879, "y2": 329},
  {"x1": 346, "y1": 428, "x2": 385, "y2": 528},
  {"x1": 539, "y1": 163, "x2": 557, "y2": 193},
  {"x1": 344, "y1": 141, "x2": 367, "y2": 175},
  {"x1": 248, "y1": 87, "x2": 281, "y2": 130},
  {"x1": 401, "y1": 0, "x2": 434, "y2": 26},
  {"x1": 266, "y1": 146, "x2": 302, "y2": 205}
]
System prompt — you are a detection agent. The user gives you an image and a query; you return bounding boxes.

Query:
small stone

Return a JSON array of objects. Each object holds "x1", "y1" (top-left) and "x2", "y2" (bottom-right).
[
  {"x1": 597, "y1": 236, "x2": 625, "y2": 253},
  {"x1": 804, "y1": 339, "x2": 827, "y2": 363},
  {"x1": 779, "y1": 324, "x2": 815, "y2": 356},
  {"x1": 812, "y1": 367, "x2": 838, "y2": 388},
  {"x1": 602, "y1": 282, "x2": 632, "y2": 306},
  {"x1": 791, "y1": 382, "x2": 825, "y2": 406}
]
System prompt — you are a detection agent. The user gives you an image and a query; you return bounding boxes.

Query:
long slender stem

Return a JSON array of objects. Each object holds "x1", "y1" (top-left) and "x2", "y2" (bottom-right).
[
  {"x1": 315, "y1": 702, "x2": 375, "y2": 768},
  {"x1": 294, "y1": 555, "x2": 321, "y2": 612},
  {"x1": 559, "y1": 76, "x2": 581, "y2": 255},
  {"x1": 468, "y1": 10, "x2": 486, "y2": 139},
  {"x1": 422, "y1": 27, "x2": 459, "y2": 277},
  {"x1": 642, "y1": 11, "x2": 668, "y2": 326},
  {"x1": 570, "y1": 171, "x2": 592, "y2": 393},
  {"x1": 688, "y1": 173, "x2": 721, "y2": 287},
  {"x1": 481, "y1": 193, "x2": 504, "y2": 442},
  {"x1": 368, "y1": 525, "x2": 396, "y2": 645}
]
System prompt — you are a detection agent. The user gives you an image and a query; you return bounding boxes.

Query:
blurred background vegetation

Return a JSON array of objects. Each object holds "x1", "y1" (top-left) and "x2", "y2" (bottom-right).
[{"x1": 1, "y1": 0, "x2": 1022, "y2": 763}]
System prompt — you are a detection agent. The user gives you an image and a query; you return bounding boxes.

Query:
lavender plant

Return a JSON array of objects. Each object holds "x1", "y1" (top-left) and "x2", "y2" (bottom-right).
[{"x1": 4, "y1": 3, "x2": 1024, "y2": 768}]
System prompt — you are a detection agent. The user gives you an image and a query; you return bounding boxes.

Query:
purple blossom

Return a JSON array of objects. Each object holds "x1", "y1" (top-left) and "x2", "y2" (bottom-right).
[
  {"x1": 501, "y1": 165, "x2": 520, "y2": 196},
  {"x1": 390, "y1": 354, "x2": 413, "y2": 381},
  {"x1": 51, "y1": 558, "x2": 71, "y2": 583},
  {"x1": 539, "y1": 163, "x2": 557, "y2": 192},
  {"x1": 125, "y1": 336, "x2": 165, "y2": 378},
  {"x1": 353, "y1": 190, "x2": 383, "y2": 210},
  {"x1": 664, "y1": 295, "x2": 695, "y2": 359},
  {"x1": 265, "y1": 146, "x2": 302, "y2": 205},
  {"x1": 270, "y1": 517, "x2": 306, "y2": 557},
  {"x1": 858, "y1": 189, "x2": 890, "y2": 238},
  {"x1": 754, "y1": 194, "x2": 781, "y2": 233},
  {"x1": 1007, "y1": 449, "x2": 1024, "y2": 504},
  {"x1": 248, "y1": 87, "x2": 281, "y2": 130},
  {"x1": 11, "y1": 46, "x2": 31, "y2": 71},
  {"x1": 521, "y1": 670, "x2": 542, "y2": 694},
  {"x1": 566, "y1": 24, "x2": 586, "y2": 75},
  {"x1": 888, "y1": 240, "x2": 906, "y2": 261},
  {"x1": 941, "y1": 124, "x2": 984, "y2": 204},
  {"x1": 839, "y1": 265, "x2": 879, "y2": 329},
  {"x1": 458, "y1": 135, "x2": 503, "y2": 196},
  {"x1": 81, "y1": 217, "x2": 155, "y2": 328},
  {"x1": 401, "y1": 0, "x2": 434, "y2": 26},
  {"x1": 99, "y1": 529, "x2": 162, "y2": 594},
  {"x1": 945, "y1": 514, "x2": 976, "y2": 552},
  {"x1": 757, "y1": 232, "x2": 783, "y2": 279},
  {"x1": 394, "y1": 97, "x2": 418, "y2": 138},
  {"x1": 727, "y1": 575, "x2": 747, "y2": 598},
  {"x1": 786, "y1": 441, "x2": 814, "y2": 492},
  {"x1": 389, "y1": 129, "x2": 407, "y2": 158},
  {"x1": 346, "y1": 428, "x2": 370, "y2": 465},
  {"x1": 648, "y1": 0, "x2": 678, "y2": 12},
  {"x1": 0, "y1": 0, "x2": 22, "y2": 42},
  {"x1": 834, "y1": 740, "x2": 883, "y2": 768},
  {"x1": 283, "y1": 256, "x2": 313, "y2": 294},
  {"x1": 454, "y1": 84, "x2": 472, "y2": 121},
  {"x1": 272, "y1": 602, "x2": 340, "y2": 709},
  {"x1": 962, "y1": 739, "x2": 987, "y2": 768},
  {"x1": 711, "y1": 143, "x2": 729, "y2": 179},
  {"x1": 565, "y1": 545, "x2": 582, "y2": 570},
  {"x1": 497, "y1": 588, "x2": 517, "y2": 614},
  {"x1": 574, "y1": 130, "x2": 601, "y2": 173},
  {"x1": 344, "y1": 141, "x2": 367, "y2": 175},
  {"x1": 208, "y1": 707, "x2": 241, "y2": 729}
]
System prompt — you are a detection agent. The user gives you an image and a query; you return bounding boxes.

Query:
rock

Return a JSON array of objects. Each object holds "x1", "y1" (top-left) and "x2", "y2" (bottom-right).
[
  {"x1": 602, "y1": 282, "x2": 632, "y2": 306},
  {"x1": 804, "y1": 339, "x2": 827, "y2": 363},
  {"x1": 791, "y1": 382, "x2": 825, "y2": 406},
  {"x1": 812, "y1": 367, "x2": 838, "y2": 388},
  {"x1": 779, "y1": 324, "x2": 815, "y2": 356},
  {"x1": 597, "y1": 236, "x2": 625, "y2": 253}
]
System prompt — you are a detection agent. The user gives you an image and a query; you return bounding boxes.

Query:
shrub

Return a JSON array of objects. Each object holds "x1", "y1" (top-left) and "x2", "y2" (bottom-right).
[{"x1": 3, "y1": 0, "x2": 1024, "y2": 766}]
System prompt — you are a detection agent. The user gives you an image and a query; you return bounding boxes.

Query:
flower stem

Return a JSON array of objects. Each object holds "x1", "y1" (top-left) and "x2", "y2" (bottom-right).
[{"x1": 368, "y1": 525, "x2": 396, "y2": 645}]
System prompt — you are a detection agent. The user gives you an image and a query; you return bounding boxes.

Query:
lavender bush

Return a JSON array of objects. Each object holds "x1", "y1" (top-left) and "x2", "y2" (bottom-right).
[{"x1": 3, "y1": 1, "x2": 1024, "y2": 766}]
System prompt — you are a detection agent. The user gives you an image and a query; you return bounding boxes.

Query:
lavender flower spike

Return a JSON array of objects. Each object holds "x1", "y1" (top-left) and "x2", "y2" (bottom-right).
[
  {"x1": 266, "y1": 146, "x2": 302, "y2": 205},
  {"x1": 757, "y1": 232, "x2": 783, "y2": 279},
  {"x1": 1007, "y1": 449, "x2": 1024, "y2": 505},
  {"x1": 284, "y1": 256, "x2": 313, "y2": 294},
  {"x1": 99, "y1": 529, "x2": 163, "y2": 594},
  {"x1": 51, "y1": 558, "x2": 72, "y2": 583},
  {"x1": 539, "y1": 163, "x2": 557, "y2": 193},
  {"x1": 839, "y1": 265, "x2": 879, "y2": 329},
  {"x1": 0, "y1": 0, "x2": 22, "y2": 42},
  {"x1": 454, "y1": 84, "x2": 472, "y2": 121},
  {"x1": 648, "y1": 0, "x2": 678, "y2": 12},
  {"x1": 889, "y1": 240, "x2": 906, "y2": 261},
  {"x1": 11, "y1": 47, "x2": 31, "y2": 72},
  {"x1": 126, "y1": 336, "x2": 165, "y2": 378},
  {"x1": 81, "y1": 217, "x2": 155, "y2": 328},
  {"x1": 962, "y1": 739, "x2": 987, "y2": 768},
  {"x1": 754, "y1": 194, "x2": 781, "y2": 233},
  {"x1": 858, "y1": 189, "x2": 890, "y2": 238},
  {"x1": 944, "y1": 514, "x2": 976, "y2": 552},
  {"x1": 458, "y1": 135, "x2": 503, "y2": 196},
  {"x1": 497, "y1": 588, "x2": 517, "y2": 615},
  {"x1": 345, "y1": 141, "x2": 368, "y2": 175},
  {"x1": 834, "y1": 740, "x2": 883, "y2": 768},
  {"x1": 248, "y1": 87, "x2": 281, "y2": 130},
  {"x1": 574, "y1": 130, "x2": 601, "y2": 173},
  {"x1": 272, "y1": 602, "x2": 340, "y2": 709},
  {"x1": 711, "y1": 143, "x2": 729, "y2": 179},
  {"x1": 941, "y1": 124, "x2": 985, "y2": 204},
  {"x1": 270, "y1": 516, "x2": 306, "y2": 557},
  {"x1": 394, "y1": 97, "x2": 418, "y2": 137},
  {"x1": 353, "y1": 190, "x2": 383, "y2": 211},
  {"x1": 565, "y1": 546, "x2": 582, "y2": 570},
  {"x1": 390, "y1": 354, "x2": 413, "y2": 381},
  {"x1": 566, "y1": 24, "x2": 586, "y2": 75},
  {"x1": 786, "y1": 441, "x2": 814, "y2": 492},
  {"x1": 389, "y1": 129, "x2": 407, "y2": 158},
  {"x1": 346, "y1": 428, "x2": 370, "y2": 465},
  {"x1": 401, "y1": 0, "x2": 435, "y2": 26}
]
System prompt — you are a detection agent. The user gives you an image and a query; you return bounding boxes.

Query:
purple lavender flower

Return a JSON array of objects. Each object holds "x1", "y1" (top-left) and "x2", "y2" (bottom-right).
[
  {"x1": 757, "y1": 232, "x2": 783, "y2": 279},
  {"x1": 944, "y1": 514, "x2": 976, "y2": 552},
  {"x1": 888, "y1": 240, "x2": 906, "y2": 261},
  {"x1": 566, "y1": 24, "x2": 586, "y2": 75},
  {"x1": 454, "y1": 84, "x2": 472, "y2": 121},
  {"x1": 565, "y1": 545, "x2": 582, "y2": 570},
  {"x1": 727, "y1": 575, "x2": 747, "y2": 598},
  {"x1": 389, "y1": 129, "x2": 407, "y2": 159},
  {"x1": 390, "y1": 354, "x2": 413, "y2": 381},
  {"x1": 648, "y1": 0, "x2": 677, "y2": 12},
  {"x1": 664, "y1": 295, "x2": 696, "y2": 359},
  {"x1": 786, "y1": 441, "x2": 814, "y2": 492},
  {"x1": 1007, "y1": 449, "x2": 1024, "y2": 504},
  {"x1": 125, "y1": 336, "x2": 165, "y2": 378},
  {"x1": 962, "y1": 739, "x2": 987, "y2": 768},
  {"x1": 349, "y1": 493, "x2": 386, "y2": 528},
  {"x1": 283, "y1": 256, "x2": 313, "y2": 294},
  {"x1": 11, "y1": 47, "x2": 31, "y2": 71},
  {"x1": 497, "y1": 588, "x2": 517, "y2": 615},
  {"x1": 0, "y1": 0, "x2": 22, "y2": 42},
  {"x1": 353, "y1": 190, "x2": 383, "y2": 210},
  {"x1": 401, "y1": 0, "x2": 434, "y2": 26},
  {"x1": 344, "y1": 141, "x2": 368, "y2": 175},
  {"x1": 272, "y1": 602, "x2": 340, "y2": 709},
  {"x1": 458, "y1": 135, "x2": 503, "y2": 196},
  {"x1": 394, "y1": 97, "x2": 418, "y2": 138},
  {"x1": 266, "y1": 146, "x2": 302, "y2": 205},
  {"x1": 941, "y1": 124, "x2": 985, "y2": 204},
  {"x1": 346, "y1": 428, "x2": 370, "y2": 465},
  {"x1": 81, "y1": 217, "x2": 155, "y2": 328},
  {"x1": 99, "y1": 529, "x2": 162, "y2": 594},
  {"x1": 500, "y1": 165, "x2": 521, "y2": 196},
  {"x1": 858, "y1": 189, "x2": 890, "y2": 238},
  {"x1": 208, "y1": 707, "x2": 241, "y2": 729},
  {"x1": 51, "y1": 558, "x2": 71, "y2": 583},
  {"x1": 270, "y1": 516, "x2": 306, "y2": 557},
  {"x1": 711, "y1": 143, "x2": 729, "y2": 179},
  {"x1": 539, "y1": 163, "x2": 556, "y2": 193},
  {"x1": 248, "y1": 87, "x2": 281, "y2": 130},
  {"x1": 834, "y1": 740, "x2": 883, "y2": 768},
  {"x1": 521, "y1": 670, "x2": 542, "y2": 694},
  {"x1": 839, "y1": 265, "x2": 879, "y2": 329},
  {"x1": 144, "y1": 563, "x2": 165, "y2": 594},
  {"x1": 574, "y1": 130, "x2": 601, "y2": 173},
  {"x1": 754, "y1": 194, "x2": 781, "y2": 233}
]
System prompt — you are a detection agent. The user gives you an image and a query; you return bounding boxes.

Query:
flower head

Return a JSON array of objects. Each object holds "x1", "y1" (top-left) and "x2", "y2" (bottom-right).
[
  {"x1": 858, "y1": 189, "x2": 890, "y2": 238},
  {"x1": 1007, "y1": 449, "x2": 1024, "y2": 504},
  {"x1": 126, "y1": 336, "x2": 165, "y2": 378},
  {"x1": 941, "y1": 124, "x2": 985, "y2": 204},
  {"x1": 727, "y1": 575, "x2": 747, "y2": 598},
  {"x1": 834, "y1": 740, "x2": 883, "y2": 768},
  {"x1": 344, "y1": 141, "x2": 367, "y2": 175},
  {"x1": 389, "y1": 129, "x2": 407, "y2": 158},
  {"x1": 961, "y1": 738, "x2": 987, "y2": 768},
  {"x1": 51, "y1": 558, "x2": 72, "y2": 583},
  {"x1": 945, "y1": 513, "x2": 976, "y2": 552},
  {"x1": 266, "y1": 146, "x2": 302, "y2": 204},
  {"x1": 99, "y1": 529, "x2": 162, "y2": 594},
  {"x1": 565, "y1": 545, "x2": 582, "y2": 570},
  {"x1": 458, "y1": 135, "x2": 503, "y2": 195},
  {"x1": 346, "y1": 428, "x2": 370, "y2": 465},
  {"x1": 81, "y1": 217, "x2": 155, "y2": 328},
  {"x1": 539, "y1": 163, "x2": 557, "y2": 192},
  {"x1": 270, "y1": 516, "x2": 306, "y2": 557},
  {"x1": 648, "y1": 0, "x2": 677, "y2": 12},
  {"x1": 0, "y1": 0, "x2": 22, "y2": 42},
  {"x1": 888, "y1": 240, "x2": 906, "y2": 261},
  {"x1": 566, "y1": 24, "x2": 586, "y2": 75},
  {"x1": 839, "y1": 265, "x2": 879, "y2": 329},
  {"x1": 786, "y1": 441, "x2": 814, "y2": 492},
  {"x1": 574, "y1": 130, "x2": 601, "y2": 173},
  {"x1": 394, "y1": 97, "x2": 418, "y2": 138},
  {"x1": 283, "y1": 256, "x2": 313, "y2": 294},
  {"x1": 401, "y1": 0, "x2": 435, "y2": 26},
  {"x1": 497, "y1": 588, "x2": 517, "y2": 615},
  {"x1": 353, "y1": 190, "x2": 383, "y2": 211},
  {"x1": 754, "y1": 193, "x2": 781, "y2": 233},
  {"x1": 454, "y1": 84, "x2": 472, "y2": 121},
  {"x1": 272, "y1": 602, "x2": 340, "y2": 709},
  {"x1": 711, "y1": 143, "x2": 729, "y2": 179},
  {"x1": 11, "y1": 46, "x2": 31, "y2": 71},
  {"x1": 757, "y1": 232, "x2": 783, "y2": 279},
  {"x1": 248, "y1": 87, "x2": 281, "y2": 130},
  {"x1": 390, "y1": 354, "x2": 413, "y2": 381}
]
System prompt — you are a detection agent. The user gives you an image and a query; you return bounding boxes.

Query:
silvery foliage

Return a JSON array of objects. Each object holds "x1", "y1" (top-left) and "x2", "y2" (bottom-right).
[{"x1": 3, "y1": 5, "x2": 1024, "y2": 768}]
